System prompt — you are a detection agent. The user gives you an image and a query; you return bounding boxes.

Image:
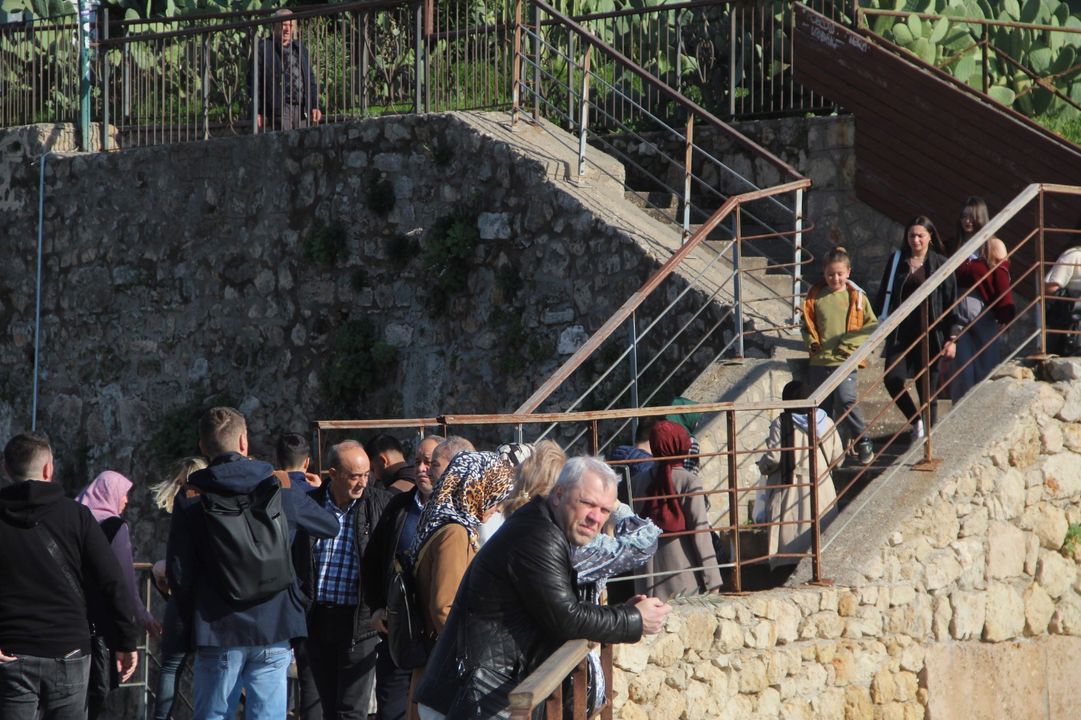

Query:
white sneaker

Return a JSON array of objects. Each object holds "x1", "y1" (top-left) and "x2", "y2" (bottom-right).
[{"x1": 910, "y1": 419, "x2": 925, "y2": 441}]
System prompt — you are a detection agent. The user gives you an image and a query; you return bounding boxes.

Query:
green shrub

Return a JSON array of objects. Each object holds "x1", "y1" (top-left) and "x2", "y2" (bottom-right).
[
  {"x1": 319, "y1": 318, "x2": 397, "y2": 414},
  {"x1": 422, "y1": 203, "x2": 481, "y2": 311},
  {"x1": 304, "y1": 222, "x2": 347, "y2": 265}
]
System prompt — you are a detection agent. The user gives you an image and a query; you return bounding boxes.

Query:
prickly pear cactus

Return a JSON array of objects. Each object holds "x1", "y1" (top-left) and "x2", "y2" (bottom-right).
[{"x1": 863, "y1": 0, "x2": 1081, "y2": 118}]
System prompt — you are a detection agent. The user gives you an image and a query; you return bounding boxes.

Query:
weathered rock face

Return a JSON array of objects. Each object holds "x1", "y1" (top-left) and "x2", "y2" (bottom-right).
[
  {"x1": 0, "y1": 113, "x2": 735, "y2": 561},
  {"x1": 613, "y1": 371, "x2": 1081, "y2": 719}
]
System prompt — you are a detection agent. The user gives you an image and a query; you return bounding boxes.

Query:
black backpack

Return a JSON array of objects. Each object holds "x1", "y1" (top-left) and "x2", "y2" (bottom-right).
[
  {"x1": 386, "y1": 554, "x2": 430, "y2": 669},
  {"x1": 200, "y1": 476, "x2": 295, "y2": 605},
  {"x1": 1048, "y1": 287, "x2": 1081, "y2": 357}
]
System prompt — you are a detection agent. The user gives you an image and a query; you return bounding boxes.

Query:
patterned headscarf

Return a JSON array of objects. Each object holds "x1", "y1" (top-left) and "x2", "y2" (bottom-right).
[
  {"x1": 76, "y1": 470, "x2": 133, "y2": 522},
  {"x1": 409, "y1": 451, "x2": 515, "y2": 561},
  {"x1": 639, "y1": 420, "x2": 688, "y2": 533}
]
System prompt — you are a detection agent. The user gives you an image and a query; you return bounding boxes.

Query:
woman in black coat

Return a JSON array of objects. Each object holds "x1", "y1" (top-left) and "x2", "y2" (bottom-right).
[{"x1": 874, "y1": 216, "x2": 957, "y2": 441}]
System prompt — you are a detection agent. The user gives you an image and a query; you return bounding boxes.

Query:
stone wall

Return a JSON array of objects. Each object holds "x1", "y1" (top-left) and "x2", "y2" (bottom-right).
[
  {"x1": 0, "y1": 112, "x2": 740, "y2": 560},
  {"x1": 611, "y1": 367, "x2": 1081, "y2": 719}
]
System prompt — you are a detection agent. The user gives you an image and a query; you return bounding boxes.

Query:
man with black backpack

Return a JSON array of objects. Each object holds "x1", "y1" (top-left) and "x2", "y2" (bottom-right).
[{"x1": 167, "y1": 407, "x2": 338, "y2": 719}]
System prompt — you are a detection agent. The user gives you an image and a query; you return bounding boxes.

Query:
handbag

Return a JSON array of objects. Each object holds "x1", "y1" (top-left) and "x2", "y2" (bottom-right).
[{"x1": 385, "y1": 554, "x2": 430, "y2": 670}]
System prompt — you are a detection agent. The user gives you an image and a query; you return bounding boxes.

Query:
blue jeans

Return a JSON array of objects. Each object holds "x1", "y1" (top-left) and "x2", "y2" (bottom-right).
[
  {"x1": 0, "y1": 652, "x2": 91, "y2": 720},
  {"x1": 152, "y1": 649, "x2": 187, "y2": 720},
  {"x1": 192, "y1": 642, "x2": 292, "y2": 720}
]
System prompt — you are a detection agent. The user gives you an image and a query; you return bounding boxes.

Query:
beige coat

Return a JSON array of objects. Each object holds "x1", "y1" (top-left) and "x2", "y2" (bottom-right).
[
  {"x1": 756, "y1": 412, "x2": 843, "y2": 569},
  {"x1": 632, "y1": 467, "x2": 723, "y2": 601}
]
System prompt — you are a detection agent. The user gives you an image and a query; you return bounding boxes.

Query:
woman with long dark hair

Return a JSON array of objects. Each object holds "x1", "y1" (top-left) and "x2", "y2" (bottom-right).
[
  {"x1": 948, "y1": 196, "x2": 1014, "y2": 401},
  {"x1": 875, "y1": 216, "x2": 957, "y2": 439}
]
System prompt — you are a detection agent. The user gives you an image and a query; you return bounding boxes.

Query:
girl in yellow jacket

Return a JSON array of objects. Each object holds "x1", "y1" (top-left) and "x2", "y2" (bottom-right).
[{"x1": 801, "y1": 246, "x2": 878, "y2": 465}]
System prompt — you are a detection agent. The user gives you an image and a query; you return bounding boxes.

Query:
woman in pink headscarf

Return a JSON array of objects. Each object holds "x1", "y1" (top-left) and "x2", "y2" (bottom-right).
[{"x1": 76, "y1": 471, "x2": 161, "y2": 719}]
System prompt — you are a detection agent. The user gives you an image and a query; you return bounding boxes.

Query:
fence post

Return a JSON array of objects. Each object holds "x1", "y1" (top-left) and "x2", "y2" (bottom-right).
[
  {"x1": 360, "y1": 12, "x2": 369, "y2": 116},
  {"x1": 628, "y1": 311, "x2": 639, "y2": 439},
  {"x1": 576, "y1": 44, "x2": 591, "y2": 180},
  {"x1": 251, "y1": 26, "x2": 260, "y2": 134},
  {"x1": 807, "y1": 399, "x2": 821, "y2": 581},
  {"x1": 100, "y1": 8, "x2": 110, "y2": 151},
  {"x1": 734, "y1": 204, "x2": 745, "y2": 357},
  {"x1": 567, "y1": 32, "x2": 575, "y2": 131},
  {"x1": 1038, "y1": 187, "x2": 1047, "y2": 354},
  {"x1": 202, "y1": 33, "x2": 210, "y2": 140},
  {"x1": 414, "y1": 1, "x2": 423, "y2": 113},
  {"x1": 793, "y1": 187, "x2": 804, "y2": 324},
  {"x1": 511, "y1": 0, "x2": 522, "y2": 125},
  {"x1": 682, "y1": 115, "x2": 693, "y2": 240},
  {"x1": 424, "y1": 0, "x2": 432, "y2": 112},
  {"x1": 533, "y1": 1, "x2": 541, "y2": 121},
  {"x1": 725, "y1": 409, "x2": 741, "y2": 592},
  {"x1": 981, "y1": 24, "x2": 989, "y2": 94},
  {"x1": 728, "y1": 6, "x2": 736, "y2": 117},
  {"x1": 77, "y1": 0, "x2": 93, "y2": 150}
]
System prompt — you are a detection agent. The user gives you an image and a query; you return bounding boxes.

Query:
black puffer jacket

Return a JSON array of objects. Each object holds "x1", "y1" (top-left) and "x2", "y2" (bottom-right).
[{"x1": 414, "y1": 496, "x2": 643, "y2": 719}]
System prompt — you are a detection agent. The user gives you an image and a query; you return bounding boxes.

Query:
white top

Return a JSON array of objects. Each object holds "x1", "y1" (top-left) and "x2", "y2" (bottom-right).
[{"x1": 1047, "y1": 247, "x2": 1081, "y2": 295}]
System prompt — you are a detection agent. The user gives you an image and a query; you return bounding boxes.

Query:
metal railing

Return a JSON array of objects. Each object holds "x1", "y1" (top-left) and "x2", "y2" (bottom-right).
[
  {"x1": 1, "y1": 0, "x2": 854, "y2": 144},
  {"x1": 509, "y1": 0, "x2": 811, "y2": 454}
]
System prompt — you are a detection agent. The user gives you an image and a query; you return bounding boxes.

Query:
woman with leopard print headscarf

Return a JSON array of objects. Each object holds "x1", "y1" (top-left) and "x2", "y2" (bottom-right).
[{"x1": 404, "y1": 450, "x2": 514, "y2": 720}]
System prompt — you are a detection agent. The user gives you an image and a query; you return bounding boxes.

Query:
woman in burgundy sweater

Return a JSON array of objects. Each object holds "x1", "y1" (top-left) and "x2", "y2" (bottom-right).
[{"x1": 947, "y1": 196, "x2": 1014, "y2": 402}]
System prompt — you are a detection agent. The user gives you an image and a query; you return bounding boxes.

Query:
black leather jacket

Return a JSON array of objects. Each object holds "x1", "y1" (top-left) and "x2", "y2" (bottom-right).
[
  {"x1": 296, "y1": 484, "x2": 391, "y2": 642},
  {"x1": 874, "y1": 248, "x2": 957, "y2": 359},
  {"x1": 414, "y1": 497, "x2": 643, "y2": 718}
]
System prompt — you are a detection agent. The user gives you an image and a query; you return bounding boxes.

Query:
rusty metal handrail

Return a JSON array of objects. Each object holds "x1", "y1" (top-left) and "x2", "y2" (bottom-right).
[{"x1": 512, "y1": 179, "x2": 810, "y2": 416}]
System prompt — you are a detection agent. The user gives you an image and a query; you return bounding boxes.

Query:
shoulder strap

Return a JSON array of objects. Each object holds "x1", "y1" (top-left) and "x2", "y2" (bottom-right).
[
  {"x1": 880, "y1": 250, "x2": 901, "y2": 319},
  {"x1": 35, "y1": 523, "x2": 85, "y2": 605},
  {"x1": 803, "y1": 281, "x2": 826, "y2": 347}
]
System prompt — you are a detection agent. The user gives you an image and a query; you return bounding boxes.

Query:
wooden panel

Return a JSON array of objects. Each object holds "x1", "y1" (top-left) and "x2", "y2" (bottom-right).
[{"x1": 793, "y1": 5, "x2": 1081, "y2": 289}]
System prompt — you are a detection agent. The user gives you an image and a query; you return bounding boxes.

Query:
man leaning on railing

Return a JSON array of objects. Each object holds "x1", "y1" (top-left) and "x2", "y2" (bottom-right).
[
  {"x1": 250, "y1": 9, "x2": 323, "y2": 133},
  {"x1": 412, "y1": 456, "x2": 671, "y2": 719}
]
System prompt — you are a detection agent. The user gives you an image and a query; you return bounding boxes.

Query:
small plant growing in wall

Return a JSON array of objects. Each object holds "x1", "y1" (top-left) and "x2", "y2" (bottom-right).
[
  {"x1": 304, "y1": 222, "x2": 347, "y2": 265},
  {"x1": 425, "y1": 136, "x2": 455, "y2": 168},
  {"x1": 422, "y1": 202, "x2": 481, "y2": 312},
  {"x1": 366, "y1": 170, "x2": 396, "y2": 217},
  {"x1": 146, "y1": 394, "x2": 236, "y2": 471},
  {"x1": 1062, "y1": 523, "x2": 1081, "y2": 560},
  {"x1": 320, "y1": 318, "x2": 397, "y2": 415}
]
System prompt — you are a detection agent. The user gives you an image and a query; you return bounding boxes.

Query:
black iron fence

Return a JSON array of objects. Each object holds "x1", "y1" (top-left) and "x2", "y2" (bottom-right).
[{"x1": 1, "y1": 0, "x2": 852, "y2": 150}]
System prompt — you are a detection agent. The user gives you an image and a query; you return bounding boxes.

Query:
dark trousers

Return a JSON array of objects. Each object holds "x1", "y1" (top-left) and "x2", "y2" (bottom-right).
[
  {"x1": 308, "y1": 604, "x2": 379, "y2": 720},
  {"x1": 884, "y1": 347, "x2": 939, "y2": 427},
  {"x1": 292, "y1": 637, "x2": 323, "y2": 720},
  {"x1": 0, "y1": 651, "x2": 91, "y2": 720},
  {"x1": 263, "y1": 105, "x2": 310, "y2": 133},
  {"x1": 374, "y1": 639, "x2": 411, "y2": 720}
]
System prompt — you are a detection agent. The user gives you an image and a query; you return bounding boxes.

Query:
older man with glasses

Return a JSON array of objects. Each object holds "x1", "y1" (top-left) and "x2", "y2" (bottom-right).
[{"x1": 297, "y1": 440, "x2": 392, "y2": 719}]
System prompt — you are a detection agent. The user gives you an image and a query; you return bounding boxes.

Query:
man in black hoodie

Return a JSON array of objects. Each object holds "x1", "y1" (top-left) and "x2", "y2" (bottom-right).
[
  {"x1": 167, "y1": 407, "x2": 338, "y2": 719},
  {"x1": 0, "y1": 431, "x2": 139, "y2": 720}
]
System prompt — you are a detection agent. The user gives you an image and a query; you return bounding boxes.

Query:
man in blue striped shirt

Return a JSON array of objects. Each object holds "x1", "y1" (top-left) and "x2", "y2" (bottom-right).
[{"x1": 301, "y1": 441, "x2": 391, "y2": 719}]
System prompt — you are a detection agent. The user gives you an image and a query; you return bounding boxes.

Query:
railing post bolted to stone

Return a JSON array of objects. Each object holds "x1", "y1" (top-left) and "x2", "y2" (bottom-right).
[
  {"x1": 1038, "y1": 187, "x2": 1047, "y2": 354},
  {"x1": 576, "y1": 45, "x2": 591, "y2": 181},
  {"x1": 726, "y1": 409, "x2": 742, "y2": 592},
  {"x1": 512, "y1": 0, "x2": 522, "y2": 126},
  {"x1": 567, "y1": 32, "x2": 575, "y2": 132},
  {"x1": 734, "y1": 203, "x2": 744, "y2": 357},
  {"x1": 807, "y1": 399, "x2": 821, "y2": 582}
]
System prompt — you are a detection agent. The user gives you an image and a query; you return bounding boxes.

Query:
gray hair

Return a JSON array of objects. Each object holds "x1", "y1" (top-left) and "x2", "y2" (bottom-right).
[
  {"x1": 327, "y1": 439, "x2": 364, "y2": 470},
  {"x1": 432, "y1": 435, "x2": 474, "y2": 464},
  {"x1": 552, "y1": 456, "x2": 618, "y2": 493}
]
